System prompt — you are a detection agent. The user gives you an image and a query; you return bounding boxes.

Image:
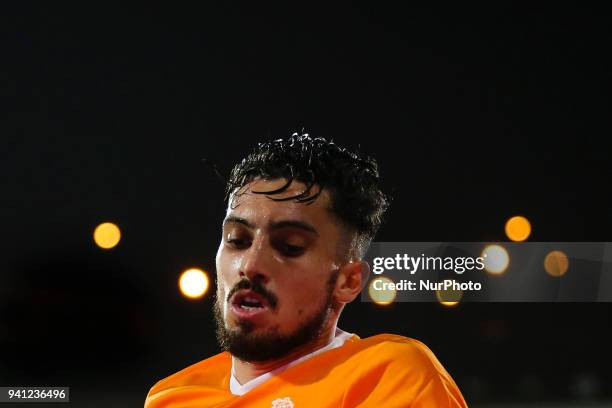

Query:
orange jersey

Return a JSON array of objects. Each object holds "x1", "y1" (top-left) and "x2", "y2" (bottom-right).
[{"x1": 145, "y1": 334, "x2": 467, "y2": 407}]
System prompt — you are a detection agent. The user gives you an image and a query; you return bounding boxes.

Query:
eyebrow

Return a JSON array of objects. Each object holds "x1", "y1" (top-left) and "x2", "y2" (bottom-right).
[
  {"x1": 224, "y1": 215, "x2": 255, "y2": 229},
  {"x1": 223, "y1": 216, "x2": 319, "y2": 236}
]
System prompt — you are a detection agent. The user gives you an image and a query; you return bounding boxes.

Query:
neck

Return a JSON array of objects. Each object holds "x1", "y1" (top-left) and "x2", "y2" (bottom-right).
[{"x1": 233, "y1": 324, "x2": 337, "y2": 385}]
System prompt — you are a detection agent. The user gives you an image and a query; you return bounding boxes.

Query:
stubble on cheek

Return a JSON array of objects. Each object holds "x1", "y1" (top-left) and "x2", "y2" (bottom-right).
[{"x1": 215, "y1": 281, "x2": 228, "y2": 321}]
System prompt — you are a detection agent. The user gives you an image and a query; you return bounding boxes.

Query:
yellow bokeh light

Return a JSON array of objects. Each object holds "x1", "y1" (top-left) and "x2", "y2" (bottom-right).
[
  {"x1": 544, "y1": 250, "x2": 569, "y2": 277},
  {"x1": 505, "y1": 215, "x2": 531, "y2": 242},
  {"x1": 179, "y1": 268, "x2": 210, "y2": 299},
  {"x1": 368, "y1": 277, "x2": 397, "y2": 305},
  {"x1": 482, "y1": 245, "x2": 510, "y2": 275},
  {"x1": 436, "y1": 282, "x2": 463, "y2": 307},
  {"x1": 93, "y1": 222, "x2": 121, "y2": 249}
]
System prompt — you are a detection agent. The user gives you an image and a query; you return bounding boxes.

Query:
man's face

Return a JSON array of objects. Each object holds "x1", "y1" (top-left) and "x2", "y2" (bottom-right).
[{"x1": 214, "y1": 178, "x2": 345, "y2": 361}]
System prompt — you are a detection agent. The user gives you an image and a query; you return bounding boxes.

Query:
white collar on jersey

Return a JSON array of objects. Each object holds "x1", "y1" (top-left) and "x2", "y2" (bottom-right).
[{"x1": 229, "y1": 328, "x2": 353, "y2": 396}]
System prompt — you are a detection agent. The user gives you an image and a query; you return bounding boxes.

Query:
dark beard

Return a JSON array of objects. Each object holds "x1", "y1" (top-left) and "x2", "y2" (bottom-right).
[{"x1": 213, "y1": 273, "x2": 337, "y2": 362}]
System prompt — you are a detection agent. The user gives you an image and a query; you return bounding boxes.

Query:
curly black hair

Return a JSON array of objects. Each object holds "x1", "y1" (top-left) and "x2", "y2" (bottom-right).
[{"x1": 226, "y1": 132, "x2": 390, "y2": 258}]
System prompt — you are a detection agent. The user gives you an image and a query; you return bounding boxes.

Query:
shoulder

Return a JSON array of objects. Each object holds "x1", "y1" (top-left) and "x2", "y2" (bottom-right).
[
  {"x1": 147, "y1": 352, "x2": 232, "y2": 396},
  {"x1": 355, "y1": 334, "x2": 451, "y2": 378},
  {"x1": 342, "y1": 334, "x2": 467, "y2": 407}
]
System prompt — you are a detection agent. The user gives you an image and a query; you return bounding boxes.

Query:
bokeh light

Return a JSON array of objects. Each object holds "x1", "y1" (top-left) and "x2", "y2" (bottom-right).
[
  {"x1": 436, "y1": 282, "x2": 463, "y2": 308},
  {"x1": 482, "y1": 245, "x2": 510, "y2": 275},
  {"x1": 93, "y1": 222, "x2": 121, "y2": 249},
  {"x1": 368, "y1": 276, "x2": 397, "y2": 305},
  {"x1": 179, "y1": 268, "x2": 210, "y2": 299},
  {"x1": 505, "y1": 215, "x2": 531, "y2": 242},
  {"x1": 544, "y1": 250, "x2": 569, "y2": 277}
]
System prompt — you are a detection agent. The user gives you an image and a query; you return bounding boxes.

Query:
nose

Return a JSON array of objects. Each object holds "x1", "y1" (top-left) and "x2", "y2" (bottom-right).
[{"x1": 239, "y1": 236, "x2": 271, "y2": 284}]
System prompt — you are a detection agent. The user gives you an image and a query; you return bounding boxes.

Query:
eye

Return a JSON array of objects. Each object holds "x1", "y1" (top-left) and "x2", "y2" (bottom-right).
[
  {"x1": 279, "y1": 243, "x2": 305, "y2": 257},
  {"x1": 226, "y1": 236, "x2": 251, "y2": 249}
]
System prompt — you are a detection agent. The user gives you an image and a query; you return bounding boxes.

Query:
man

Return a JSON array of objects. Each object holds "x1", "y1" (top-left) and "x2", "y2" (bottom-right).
[{"x1": 145, "y1": 133, "x2": 467, "y2": 407}]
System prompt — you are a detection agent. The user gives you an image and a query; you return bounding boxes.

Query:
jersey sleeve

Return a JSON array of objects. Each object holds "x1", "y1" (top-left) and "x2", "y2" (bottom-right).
[
  {"x1": 410, "y1": 373, "x2": 467, "y2": 407},
  {"x1": 344, "y1": 336, "x2": 467, "y2": 407}
]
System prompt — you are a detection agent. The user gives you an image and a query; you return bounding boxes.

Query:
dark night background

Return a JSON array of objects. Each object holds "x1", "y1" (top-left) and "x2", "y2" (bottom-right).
[{"x1": 2, "y1": 3, "x2": 611, "y2": 407}]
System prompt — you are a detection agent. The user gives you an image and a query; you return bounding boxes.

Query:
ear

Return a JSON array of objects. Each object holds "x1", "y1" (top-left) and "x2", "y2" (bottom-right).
[{"x1": 333, "y1": 261, "x2": 371, "y2": 304}]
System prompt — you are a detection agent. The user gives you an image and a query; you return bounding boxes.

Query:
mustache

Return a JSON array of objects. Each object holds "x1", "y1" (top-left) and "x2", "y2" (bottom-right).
[{"x1": 226, "y1": 279, "x2": 279, "y2": 309}]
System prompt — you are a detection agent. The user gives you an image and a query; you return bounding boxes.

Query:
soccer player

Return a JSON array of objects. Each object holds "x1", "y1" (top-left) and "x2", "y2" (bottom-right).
[{"x1": 145, "y1": 134, "x2": 467, "y2": 407}]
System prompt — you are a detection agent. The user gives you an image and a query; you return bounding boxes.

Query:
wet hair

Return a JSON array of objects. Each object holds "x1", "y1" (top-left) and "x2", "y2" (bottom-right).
[{"x1": 226, "y1": 132, "x2": 390, "y2": 258}]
